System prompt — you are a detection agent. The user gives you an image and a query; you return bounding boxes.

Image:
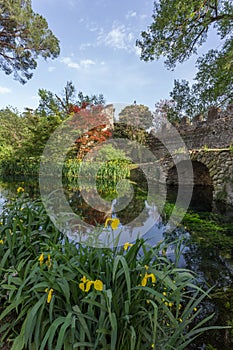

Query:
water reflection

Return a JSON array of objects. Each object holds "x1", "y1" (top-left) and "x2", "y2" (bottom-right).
[
  {"x1": 167, "y1": 184, "x2": 214, "y2": 212},
  {"x1": 62, "y1": 182, "x2": 165, "y2": 247}
]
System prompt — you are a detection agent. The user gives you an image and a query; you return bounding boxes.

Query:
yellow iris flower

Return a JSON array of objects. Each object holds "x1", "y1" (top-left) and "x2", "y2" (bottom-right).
[
  {"x1": 38, "y1": 253, "x2": 44, "y2": 266},
  {"x1": 79, "y1": 276, "x2": 104, "y2": 292},
  {"x1": 104, "y1": 217, "x2": 120, "y2": 230},
  {"x1": 17, "y1": 187, "x2": 24, "y2": 194},
  {"x1": 94, "y1": 279, "x2": 103, "y2": 291},
  {"x1": 45, "y1": 288, "x2": 54, "y2": 303},
  {"x1": 141, "y1": 272, "x2": 156, "y2": 287},
  {"x1": 123, "y1": 242, "x2": 133, "y2": 251}
]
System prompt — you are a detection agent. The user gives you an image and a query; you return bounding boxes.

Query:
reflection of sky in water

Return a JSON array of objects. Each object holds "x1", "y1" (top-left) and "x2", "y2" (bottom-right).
[
  {"x1": 66, "y1": 199, "x2": 167, "y2": 248},
  {"x1": 0, "y1": 189, "x2": 6, "y2": 214}
]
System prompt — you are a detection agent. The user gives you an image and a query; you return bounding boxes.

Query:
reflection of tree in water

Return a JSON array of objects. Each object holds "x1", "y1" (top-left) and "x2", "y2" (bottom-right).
[
  {"x1": 163, "y1": 225, "x2": 233, "y2": 349},
  {"x1": 116, "y1": 167, "x2": 148, "y2": 225},
  {"x1": 65, "y1": 185, "x2": 149, "y2": 226},
  {"x1": 66, "y1": 189, "x2": 106, "y2": 226},
  {"x1": 116, "y1": 193, "x2": 147, "y2": 225},
  {"x1": 64, "y1": 167, "x2": 149, "y2": 227},
  {"x1": 163, "y1": 226, "x2": 233, "y2": 287},
  {"x1": 184, "y1": 242, "x2": 233, "y2": 350}
]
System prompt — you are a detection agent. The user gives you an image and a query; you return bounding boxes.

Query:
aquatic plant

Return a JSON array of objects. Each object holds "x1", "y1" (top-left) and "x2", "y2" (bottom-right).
[{"x1": 0, "y1": 194, "x2": 228, "y2": 350}]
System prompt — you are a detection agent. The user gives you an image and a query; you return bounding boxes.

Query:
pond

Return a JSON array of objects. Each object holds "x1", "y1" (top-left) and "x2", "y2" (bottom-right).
[{"x1": 0, "y1": 175, "x2": 233, "y2": 349}]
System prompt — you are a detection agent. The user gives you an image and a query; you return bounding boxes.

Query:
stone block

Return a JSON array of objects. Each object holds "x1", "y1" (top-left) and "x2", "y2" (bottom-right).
[
  {"x1": 192, "y1": 114, "x2": 204, "y2": 125},
  {"x1": 207, "y1": 107, "x2": 221, "y2": 122},
  {"x1": 180, "y1": 116, "x2": 191, "y2": 126}
]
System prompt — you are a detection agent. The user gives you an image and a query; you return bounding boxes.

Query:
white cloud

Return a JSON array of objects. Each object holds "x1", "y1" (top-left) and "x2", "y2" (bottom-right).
[
  {"x1": 80, "y1": 59, "x2": 95, "y2": 68},
  {"x1": 134, "y1": 46, "x2": 142, "y2": 56},
  {"x1": 60, "y1": 57, "x2": 80, "y2": 69},
  {"x1": 61, "y1": 57, "x2": 96, "y2": 70},
  {"x1": 126, "y1": 11, "x2": 137, "y2": 19},
  {"x1": 0, "y1": 86, "x2": 11, "y2": 94},
  {"x1": 48, "y1": 66, "x2": 56, "y2": 72},
  {"x1": 98, "y1": 24, "x2": 134, "y2": 50},
  {"x1": 80, "y1": 43, "x2": 92, "y2": 51}
]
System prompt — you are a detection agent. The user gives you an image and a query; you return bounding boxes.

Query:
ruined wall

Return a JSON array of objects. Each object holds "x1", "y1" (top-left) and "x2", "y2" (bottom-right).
[
  {"x1": 149, "y1": 114, "x2": 233, "y2": 153},
  {"x1": 147, "y1": 112, "x2": 233, "y2": 206},
  {"x1": 154, "y1": 150, "x2": 233, "y2": 206},
  {"x1": 176, "y1": 115, "x2": 233, "y2": 149},
  {"x1": 191, "y1": 150, "x2": 233, "y2": 205}
]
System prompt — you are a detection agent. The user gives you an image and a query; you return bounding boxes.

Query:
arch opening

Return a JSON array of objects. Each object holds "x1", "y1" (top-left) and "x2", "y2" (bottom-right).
[{"x1": 166, "y1": 160, "x2": 213, "y2": 211}]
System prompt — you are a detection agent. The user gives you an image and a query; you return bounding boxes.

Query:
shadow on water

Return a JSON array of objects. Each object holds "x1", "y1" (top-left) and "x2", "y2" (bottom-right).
[{"x1": 166, "y1": 184, "x2": 214, "y2": 212}]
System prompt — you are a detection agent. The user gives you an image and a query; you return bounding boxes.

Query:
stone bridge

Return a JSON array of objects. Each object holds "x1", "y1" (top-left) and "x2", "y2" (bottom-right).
[{"x1": 147, "y1": 109, "x2": 233, "y2": 206}]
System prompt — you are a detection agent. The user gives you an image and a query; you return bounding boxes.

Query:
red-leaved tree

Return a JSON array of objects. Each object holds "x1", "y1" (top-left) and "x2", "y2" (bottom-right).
[{"x1": 68, "y1": 104, "x2": 113, "y2": 159}]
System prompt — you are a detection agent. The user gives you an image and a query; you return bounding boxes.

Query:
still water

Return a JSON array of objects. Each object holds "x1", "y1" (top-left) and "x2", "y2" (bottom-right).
[{"x1": 1, "y1": 176, "x2": 233, "y2": 349}]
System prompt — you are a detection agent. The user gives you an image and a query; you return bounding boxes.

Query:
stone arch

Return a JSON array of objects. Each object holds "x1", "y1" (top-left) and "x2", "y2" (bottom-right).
[
  {"x1": 166, "y1": 160, "x2": 214, "y2": 211},
  {"x1": 166, "y1": 160, "x2": 213, "y2": 187}
]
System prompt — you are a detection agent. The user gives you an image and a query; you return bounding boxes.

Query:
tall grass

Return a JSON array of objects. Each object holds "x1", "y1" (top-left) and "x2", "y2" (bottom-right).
[
  {"x1": 63, "y1": 158, "x2": 131, "y2": 197},
  {"x1": 0, "y1": 193, "x2": 228, "y2": 350}
]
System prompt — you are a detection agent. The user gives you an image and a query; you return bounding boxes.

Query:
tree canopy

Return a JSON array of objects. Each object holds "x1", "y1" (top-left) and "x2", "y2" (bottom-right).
[
  {"x1": 0, "y1": 0, "x2": 60, "y2": 83},
  {"x1": 36, "y1": 81, "x2": 105, "y2": 119},
  {"x1": 137, "y1": 0, "x2": 233, "y2": 110},
  {"x1": 118, "y1": 104, "x2": 153, "y2": 130}
]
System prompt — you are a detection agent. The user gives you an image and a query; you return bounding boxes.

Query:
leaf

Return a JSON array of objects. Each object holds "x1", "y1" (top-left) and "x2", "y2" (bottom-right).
[
  {"x1": 24, "y1": 297, "x2": 45, "y2": 345},
  {"x1": 72, "y1": 305, "x2": 92, "y2": 342},
  {"x1": 113, "y1": 255, "x2": 131, "y2": 302},
  {"x1": 55, "y1": 312, "x2": 73, "y2": 350}
]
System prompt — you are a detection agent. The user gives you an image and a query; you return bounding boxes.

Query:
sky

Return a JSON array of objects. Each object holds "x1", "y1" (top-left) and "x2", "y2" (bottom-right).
[{"x1": 0, "y1": 0, "x2": 220, "y2": 113}]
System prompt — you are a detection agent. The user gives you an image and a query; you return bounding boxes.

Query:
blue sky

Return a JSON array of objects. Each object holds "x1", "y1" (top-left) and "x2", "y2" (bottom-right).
[{"x1": 0, "y1": 0, "x2": 219, "y2": 113}]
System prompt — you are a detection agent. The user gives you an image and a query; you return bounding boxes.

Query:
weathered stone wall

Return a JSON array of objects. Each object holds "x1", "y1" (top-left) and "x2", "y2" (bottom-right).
[
  {"x1": 149, "y1": 115, "x2": 233, "y2": 152},
  {"x1": 153, "y1": 150, "x2": 233, "y2": 206},
  {"x1": 191, "y1": 150, "x2": 233, "y2": 205},
  {"x1": 147, "y1": 114, "x2": 233, "y2": 206},
  {"x1": 177, "y1": 116, "x2": 233, "y2": 149}
]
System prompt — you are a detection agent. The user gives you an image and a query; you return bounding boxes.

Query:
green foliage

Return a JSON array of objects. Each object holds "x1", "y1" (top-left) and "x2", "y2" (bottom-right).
[
  {"x1": 0, "y1": 107, "x2": 62, "y2": 176},
  {"x1": 137, "y1": 0, "x2": 232, "y2": 66},
  {"x1": 170, "y1": 79, "x2": 203, "y2": 117},
  {"x1": 0, "y1": 194, "x2": 226, "y2": 350},
  {"x1": 154, "y1": 99, "x2": 181, "y2": 124},
  {"x1": 0, "y1": 83, "x2": 106, "y2": 177},
  {"x1": 63, "y1": 158, "x2": 132, "y2": 199},
  {"x1": 0, "y1": 107, "x2": 28, "y2": 159},
  {"x1": 36, "y1": 81, "x2": 105, "y2": 119},
  {"x1": 95, "y1": 144, "x2": 130, "y2": 162},
  {"x1": 137, "y1": 0, "x2": 233, "y2": 113},
  {"x1": 113, "y1": 123, "x2": 149, "y2": 147},
  {"x1": 0, "y1": 0, "x2": 60, "y2": 83}
]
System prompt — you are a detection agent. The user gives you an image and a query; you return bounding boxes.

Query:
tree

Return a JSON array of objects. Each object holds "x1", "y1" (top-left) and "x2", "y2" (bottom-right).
[
  {"x1": 0, "y1": 0, "x2": 60, "y2": 83},
  {"x1": 118, "y1": 104, "x2": 153, "y2": 130},
  {"x1": 36, "y1": 81, "x2": 105, "y2": 119},
  {"x1": 0, "y1": 107, "x2": 28, "y2": 158},
  {"x1": 154, "y1": 99, "x2": 180, "y2": 126},
  {"x1": 70, "y1": 104, "x2": 113, "y2": 159},
  {"x1": 137, "y1": 0, "x2": 233, "y2": 109}
]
